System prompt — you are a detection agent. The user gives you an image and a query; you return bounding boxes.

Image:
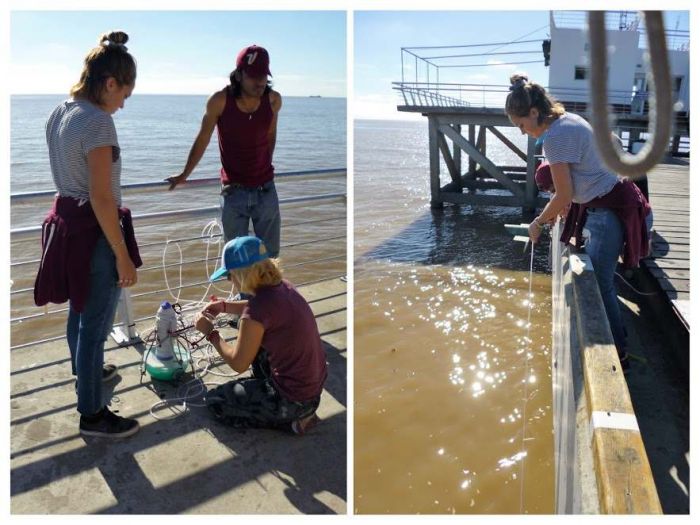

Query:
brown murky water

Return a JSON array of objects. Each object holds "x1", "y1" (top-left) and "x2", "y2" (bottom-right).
[{"x1": 354, "y1": 120, "x2": 554, "y2": 513}]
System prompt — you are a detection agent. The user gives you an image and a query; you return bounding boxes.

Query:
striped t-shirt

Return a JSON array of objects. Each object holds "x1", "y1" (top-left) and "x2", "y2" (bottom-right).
[
  {"x1": 45, "y1": 99, "x2": 122, "y2": 205},
  {"x1": 543, "y1": 112, "x2": 618, "y2": 204}
]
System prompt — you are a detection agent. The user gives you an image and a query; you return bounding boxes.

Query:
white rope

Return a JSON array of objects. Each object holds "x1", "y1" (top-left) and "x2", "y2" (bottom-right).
[
  {"x1": 519, "y1": 240, "x2": 536, "y2": 512},
  {"x1": 588, "y1": 11, "x2": 674, "y2": 177},
  {"x1": 147, "y1": 218, "x2": 243, "y2": 420}
]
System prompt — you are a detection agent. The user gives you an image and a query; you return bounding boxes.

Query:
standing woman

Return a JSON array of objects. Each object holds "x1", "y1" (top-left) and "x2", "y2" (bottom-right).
[
  {"x1": 505, "y1": 74, "x2": 651, "y2": 371},
  {"x1": 35, "y1": 31, "x2": 142, "y2": 437}
]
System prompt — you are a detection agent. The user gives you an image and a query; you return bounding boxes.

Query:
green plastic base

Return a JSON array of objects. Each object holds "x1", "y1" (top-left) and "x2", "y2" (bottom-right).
[{"x1": 145, "y1": 344, "x2": 192, "y2": 381}]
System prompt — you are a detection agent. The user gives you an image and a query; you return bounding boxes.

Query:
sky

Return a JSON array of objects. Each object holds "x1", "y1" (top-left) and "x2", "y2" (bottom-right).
[
  {"x1": 10, "y1": 10, "x2": 347, "y2": 97},
  {"x1": 354, "y1": 10, "x2": 690, "y2": 120}
]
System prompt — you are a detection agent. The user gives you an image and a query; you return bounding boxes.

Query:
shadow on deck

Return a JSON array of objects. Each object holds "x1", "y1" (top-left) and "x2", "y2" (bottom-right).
[{"x1": 10, "y1": 278, "x2": 347, "y2": 514}]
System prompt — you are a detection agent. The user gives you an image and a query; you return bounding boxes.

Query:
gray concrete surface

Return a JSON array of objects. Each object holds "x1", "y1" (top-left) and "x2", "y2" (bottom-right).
[{"x1": 10, "y1": 278, "x2": 347, "y2": 514}]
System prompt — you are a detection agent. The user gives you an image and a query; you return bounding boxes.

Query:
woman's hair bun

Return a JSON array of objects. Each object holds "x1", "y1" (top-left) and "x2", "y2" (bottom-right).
[
  {"x1": 509, "y1": 73, "x2": 529, "y2": 91},
  {"x1": 99, "y1": 31, "x2": 129, "y2": 49}
]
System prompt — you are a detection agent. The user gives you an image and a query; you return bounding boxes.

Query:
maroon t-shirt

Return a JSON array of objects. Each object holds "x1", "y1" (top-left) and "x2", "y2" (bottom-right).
[
  {"x1": 216, "y1": 90, "x2": 274, "y2": 187},
  {"x1": 241, "y1": 280, "x2": 327, "y2": 402}
]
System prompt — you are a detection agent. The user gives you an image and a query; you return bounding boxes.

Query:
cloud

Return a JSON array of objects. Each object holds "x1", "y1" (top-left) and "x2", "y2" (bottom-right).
[{"x1": 353, "y1": 93, "x2": 421, "y2": 121}]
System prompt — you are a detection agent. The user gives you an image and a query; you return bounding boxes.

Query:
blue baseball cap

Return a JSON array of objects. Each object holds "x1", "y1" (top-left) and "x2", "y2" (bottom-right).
[{"x1": 209, "y1": 236, "x2": 269, "y2": 282}]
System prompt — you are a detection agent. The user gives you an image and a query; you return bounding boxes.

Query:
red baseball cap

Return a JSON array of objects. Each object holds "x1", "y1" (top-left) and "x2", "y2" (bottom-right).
[{"x1": 236, "y1": 45, "x2": 272, "y2": 78}]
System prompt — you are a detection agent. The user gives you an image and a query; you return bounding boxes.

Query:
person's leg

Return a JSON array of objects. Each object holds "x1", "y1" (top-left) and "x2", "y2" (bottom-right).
[
  {"x1": 250, "y1": 182, "x2": 281, "y2": 257},
  {"x1": 74, "y1": 236, "x2": 121, "y2": 416},
  {"x1": 220, "y1": 189, "x2": 252, "y2": 244},
  {"x1": 584, "y1": 208, "x2": 626, "y2": 355},
  {"x1": 206, "y1": 376, "x2": 317, "y2": 431},
  {"x1": 67, "y1": 307, "x2": 80, "y2": 376}
]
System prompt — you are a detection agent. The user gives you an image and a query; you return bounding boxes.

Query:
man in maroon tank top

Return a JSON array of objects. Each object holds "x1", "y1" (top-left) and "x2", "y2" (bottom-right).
[{"x1": 167, "y1": 45, "x2": 283, "y2": 256}]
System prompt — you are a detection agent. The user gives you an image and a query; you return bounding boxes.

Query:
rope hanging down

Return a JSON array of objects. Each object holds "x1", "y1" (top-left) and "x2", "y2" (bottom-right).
[{"x1": 588, "y1": 11, "x2": 674, "y2": 177}]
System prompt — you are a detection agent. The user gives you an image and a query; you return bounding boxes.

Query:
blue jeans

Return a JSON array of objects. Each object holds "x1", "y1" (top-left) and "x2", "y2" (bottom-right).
[
  {"x1": 584, "y1": 208, "x2": 653, "y2": 355},
  {"x1": 67, "y1": 236, "x2": 122, "y2": 415},
  {"x1": 584, "y1": 208, "x2": 626, "y2": 354},
  {"x1": 220, "y1": 180, "x2": 281, "y2": 257}
]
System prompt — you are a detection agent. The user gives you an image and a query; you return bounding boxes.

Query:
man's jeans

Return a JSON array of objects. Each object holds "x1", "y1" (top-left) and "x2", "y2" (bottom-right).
[
  {"x1": 220, "y1": 180, "x2": 281, "y2": 257},
  {"x1": 584, "y1": 207, "x2": 653, "y2": 355},
  {"x1": 67, "y1": 235, "x2": 122, "y2": 416}
]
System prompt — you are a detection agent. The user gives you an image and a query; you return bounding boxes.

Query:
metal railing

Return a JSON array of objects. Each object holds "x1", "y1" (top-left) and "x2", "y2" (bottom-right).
[
  {"x1": 393, "y1": 81, "x2": 657, "y2": 114},
  {"x1": 551, "y1": 10, "x2": 690, "y2": 51},
  {"x1": 10, "y1": 168, "x2": 347, "y2": 351}
]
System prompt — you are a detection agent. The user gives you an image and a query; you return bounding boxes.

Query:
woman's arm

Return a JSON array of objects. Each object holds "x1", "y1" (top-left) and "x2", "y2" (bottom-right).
[
  {"x1": 528, "y1": 162, "x2": 573, "y2": 242},
  {"x1": 195, "y1": 314, "x2": 263, "y2": 373},
  {"x1": 88, "y1": 146, "x2": 137, "y2": 287}
]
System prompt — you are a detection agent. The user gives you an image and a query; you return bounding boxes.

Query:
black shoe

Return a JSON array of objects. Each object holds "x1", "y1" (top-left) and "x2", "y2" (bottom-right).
[
  {"x1": 102, "y1": 363, "x2": 118, "y2": 382},
  {"x1": 79, "y1": 407, "x2": 140, "y2": 439}
]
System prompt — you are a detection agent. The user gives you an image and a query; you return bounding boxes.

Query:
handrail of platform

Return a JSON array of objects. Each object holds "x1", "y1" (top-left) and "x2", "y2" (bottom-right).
[
  {"x1": 10, "y1": 167, "x2": 345, "y2": 202},
  {"x1": 551, "y1": 10, "x2": 689, "y2": 50},
  {"x1": 393, "y1": 81, "x2": 656, "y2": 113},
  {"x1": 10, "y1": 169, "x2": 347, "y2": 350},
  {"x1": 554, "y1": 238, "x2": 661, "y2": 513},
  {"x1": 10, "y1": 193, "x2": 345, "y2": 240}
]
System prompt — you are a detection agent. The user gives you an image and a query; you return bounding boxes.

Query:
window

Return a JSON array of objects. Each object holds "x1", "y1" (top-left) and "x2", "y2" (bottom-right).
[
  {"x1": 674, "y1": 76, "x2": 684, "y2": 92},
  {"x1": 574, "y1": 66, "x2": 588, "y2": 80}
]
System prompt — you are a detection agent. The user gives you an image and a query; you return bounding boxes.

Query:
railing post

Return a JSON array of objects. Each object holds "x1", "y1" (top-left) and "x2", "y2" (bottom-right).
[{"x1": 110, "y1": 288, "x2": 140, "y2": 345}]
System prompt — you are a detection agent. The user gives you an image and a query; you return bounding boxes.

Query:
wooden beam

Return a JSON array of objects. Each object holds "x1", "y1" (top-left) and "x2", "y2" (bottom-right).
[
  {"x1": 439, "y1": 123, "x2": 525, "y2": 200},
  {"x1": 437, "y1": 131, "x2": 461, "y2": 187},
  {"x1": 468, "y1": 124, "x2": 476, "y2": 176},
  {"x1": 453, "y1": 124, "x2": 462, "y2": 176},
  {"x1": 486, "y1": 125, "x2": 528, "y2": 162},
  {"x1": 526, "y1": 136, "x2": 537, "y2": 210},
  {"x1": 570, "y1": 253, "x2": 662, "y2": 514},
  {"x1": 428, "y1": 116, "x2": 442, "y2": 208},
  {"x1": 477, "y1": 125, "x2": 487, "y2": 157}
]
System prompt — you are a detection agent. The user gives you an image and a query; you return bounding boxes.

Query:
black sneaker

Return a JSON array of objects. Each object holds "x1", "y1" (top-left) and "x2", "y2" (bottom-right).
[
  {"x1": 102, "y1": 363, "x2": 118, "y2": 382},
  {"x1": 79, "y1": 407, "x2": 140, "y2": 439}
]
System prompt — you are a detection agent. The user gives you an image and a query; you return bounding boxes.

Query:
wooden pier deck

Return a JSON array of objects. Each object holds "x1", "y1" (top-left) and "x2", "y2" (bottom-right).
[{"x1": 642, "y1": 161, "x2": 690, "y2": 329}]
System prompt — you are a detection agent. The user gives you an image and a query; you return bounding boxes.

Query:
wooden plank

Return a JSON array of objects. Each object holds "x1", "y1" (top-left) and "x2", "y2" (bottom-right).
[
  {"x1": 570, "y1": 254, "x2": 662, "y2": 514},
  {"x1": 656, "y1": 278, "x2": 690, "y2": 293},
  {"x1": 666, "y1": 290, "x2": 690, "y2": 302},
  {"x1": 652, "y1": 242, "x2": 690, "y2": 252},
  {"x1": 643, "y1": 258, "x2": 690, "y2": 270},
  {"x1": 428, "y1": 116, "x2": 441, "y2": 207},
  {"x1": 437, "y1": 131, "x2": 461, "y2": 186},
  {"x1": 486, "y1": 125, "x2": 528, "y2": 162},
  {"x1": 647, "y1": 268, "x2": 690, "y2": 280},
  {"x1": 453, "y1": 124, "x2": 462, "y2": 177},
  {"x1": 468, "y1": 124, "x2": 476, "y2": 175},
  {"x1": 526, "y1": 136, "x2": 537, "y2": 209},
  {"x1": 439, "y1": 123, "x2": 525, "y2": 200}
]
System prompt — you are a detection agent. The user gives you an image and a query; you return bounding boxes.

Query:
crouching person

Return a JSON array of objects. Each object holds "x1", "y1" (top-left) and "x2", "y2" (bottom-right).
[{"x1": 194, "y1": 236, "x2": 327, "y2": 434}]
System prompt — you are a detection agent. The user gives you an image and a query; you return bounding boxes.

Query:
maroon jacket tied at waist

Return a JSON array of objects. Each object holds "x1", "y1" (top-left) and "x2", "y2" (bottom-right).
[
  {"x1": 34, "y1": 196, "x2": 142, "y2": 312},
  {"x1": 560, "y1": 178, "x2": 651, "y2": 269},
  {"x1": 217, "y1": 90, "x2": 274, "y2": 187}
]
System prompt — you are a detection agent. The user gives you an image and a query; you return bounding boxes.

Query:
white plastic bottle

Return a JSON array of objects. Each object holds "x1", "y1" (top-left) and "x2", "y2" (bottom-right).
[{"x1": 155, "y1": 301, "x2": 178, "y2": 360}]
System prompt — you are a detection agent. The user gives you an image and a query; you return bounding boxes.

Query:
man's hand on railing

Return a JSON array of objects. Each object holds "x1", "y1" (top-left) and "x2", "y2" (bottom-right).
[{"x1": 165, "y1": 173, "x2": 188, "y2": 191}]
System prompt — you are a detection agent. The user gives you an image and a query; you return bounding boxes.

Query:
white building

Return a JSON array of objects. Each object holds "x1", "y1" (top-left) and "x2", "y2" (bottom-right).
[{"x1": 546, "y1": 11, "x2": 689, "y2": 116}]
